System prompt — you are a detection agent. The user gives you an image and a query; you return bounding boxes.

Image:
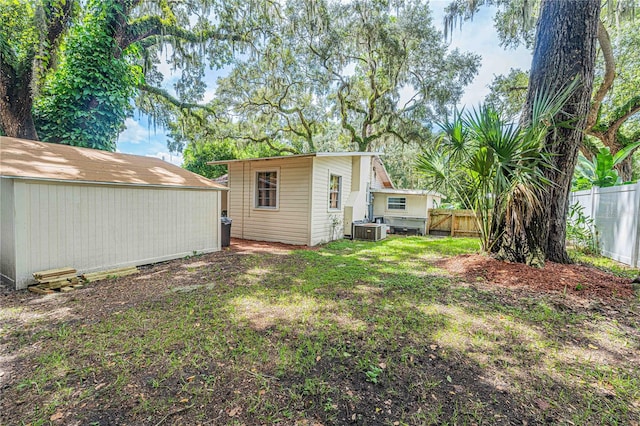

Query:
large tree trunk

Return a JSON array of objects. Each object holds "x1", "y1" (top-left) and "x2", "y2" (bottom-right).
[
  {"x1": 491, "y1": 0, "x2": 601, "y2": 265},
  {"x1": 0, "y1": 67, "x2": 38, "y2": 140}
]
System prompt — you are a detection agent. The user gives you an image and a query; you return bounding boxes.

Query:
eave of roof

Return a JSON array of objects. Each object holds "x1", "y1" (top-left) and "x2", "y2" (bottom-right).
[
  {"x1": 372, "y1": 156, "x2": 394, "y2": 189},
  {"x1": 207, "y1": 151, "x2": 381, "y2": 165},
  {"x1": 371, "y1": 188, "x2": 443, "y2": 197}
]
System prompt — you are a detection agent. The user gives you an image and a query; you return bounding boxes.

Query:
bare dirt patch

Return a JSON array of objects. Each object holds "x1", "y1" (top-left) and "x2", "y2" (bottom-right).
[
  {"x1": 230, "y1": 237, "x2": 318, "y2": 254},
  {"x1": 436, "y1": 253, "x2": 635, "y2": 302}
]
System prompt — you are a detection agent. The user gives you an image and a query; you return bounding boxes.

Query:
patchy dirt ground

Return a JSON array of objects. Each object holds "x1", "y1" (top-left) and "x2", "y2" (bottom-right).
[
  {"x1": 436, "y1": 253, "x2": 636, "y2": 302},
  {"x1": 1, "y1": 237, "x2": 639, "y2": 426},
  {"x1": 229, "y1": 238, "x2": 319, "y2": 254}
]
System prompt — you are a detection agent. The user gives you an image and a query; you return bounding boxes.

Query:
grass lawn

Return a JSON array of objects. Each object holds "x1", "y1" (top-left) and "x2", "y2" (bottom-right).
[{"x1": 1, "y1": 236, "x2": 639, "y2": 425}]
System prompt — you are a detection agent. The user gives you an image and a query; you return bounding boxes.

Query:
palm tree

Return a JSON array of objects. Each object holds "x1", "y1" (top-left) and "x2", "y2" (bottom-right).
[
  {"x1": 444, "y1": 0, "x2": 639, "y2": 264},
  {"x1": 417, "y1": 85, "x2": 574, "y2": 256}
]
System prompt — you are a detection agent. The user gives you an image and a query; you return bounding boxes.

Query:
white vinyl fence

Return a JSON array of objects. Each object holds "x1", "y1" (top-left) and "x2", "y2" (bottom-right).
[{"x1": 570, "y1": 182, "x2": 640, "y2": 268}]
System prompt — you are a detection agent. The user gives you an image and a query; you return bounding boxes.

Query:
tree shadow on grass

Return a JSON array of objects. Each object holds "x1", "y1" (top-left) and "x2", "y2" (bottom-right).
[{"x1": 1, "y1": 237, "x2": 638, "y2": 425}]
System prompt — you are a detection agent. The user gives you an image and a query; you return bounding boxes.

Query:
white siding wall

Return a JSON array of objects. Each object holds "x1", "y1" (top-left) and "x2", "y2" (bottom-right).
[
  {"x1": 228, "y1": 163, "x2": 244, "y2": 238},
  {"x1": 227, "y1": 157, "x2": 312, "y2": 245},
  {"x1": 0, "y1": 178, "x2": 16, "y2": 285},
  {"x1": 310, "y1": 157, "x2": 353, "y2": 245},
  {"x1": 343, "y1": 156, "x2": 374, "y2": 236},
  {"x1": 353, "y1": 156, "x2": 373, "y2": 220},
  {"x1": 373, "y1": 193, "x2": 428, "y2": 218},
  {"x1": 428, "y1": 195, "x2": 441, "y2": 209},
  {"x1": 11, "y1": 180, "x2": 220, "y2": 289}
]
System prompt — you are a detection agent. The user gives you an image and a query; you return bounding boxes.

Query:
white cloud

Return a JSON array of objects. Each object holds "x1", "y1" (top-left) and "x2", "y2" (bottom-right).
[
  {"x1": 147, "y1": 151, "x2": 184, "y2": 167},
  {"x1": 155, "y1": 46, "x2": 182, "y2": 83},
  {"x1": 202, "y1": 86, "x2": 217, "y2": 103},
  {"x1": 118, "y1": 118, "x2": 152, "y2": 144}
]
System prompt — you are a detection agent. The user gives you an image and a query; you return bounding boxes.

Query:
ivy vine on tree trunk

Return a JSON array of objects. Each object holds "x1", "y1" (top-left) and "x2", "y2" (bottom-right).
[
  {"x1": 34, "y1": 0, "x2": 142, "y2": 151},
  {"x1": 1, "y1": 0, "x2": 270, "y2": 150}
]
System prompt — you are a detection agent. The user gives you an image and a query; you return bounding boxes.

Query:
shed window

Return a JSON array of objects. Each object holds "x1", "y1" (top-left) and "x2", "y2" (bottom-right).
[
  {"x1": 387, "y1": 197, "x2": 406, "y2": 210},
  {"x1": 256, "y1": 171, "x2": 278, "y2": 208},
  {"x1": 329, "y1": 174, "x2": 342, "y2": 210}
]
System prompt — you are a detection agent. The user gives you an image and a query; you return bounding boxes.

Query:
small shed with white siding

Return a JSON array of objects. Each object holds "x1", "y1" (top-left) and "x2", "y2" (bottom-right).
[
  {"x1": 0, "y1": 137, "x2": 226, "y2": 290},
  {"x1": 371, "y1": 188, "x2": 442, "y2": 235},
  {"x1": 210, "y1": 153, "x2": 392, "y2": 246}
]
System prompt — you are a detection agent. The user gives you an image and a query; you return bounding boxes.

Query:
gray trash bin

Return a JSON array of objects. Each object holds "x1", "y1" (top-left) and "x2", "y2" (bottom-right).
[{"x1": 221, "y1": 217, "x2": 232, "y2": 247}]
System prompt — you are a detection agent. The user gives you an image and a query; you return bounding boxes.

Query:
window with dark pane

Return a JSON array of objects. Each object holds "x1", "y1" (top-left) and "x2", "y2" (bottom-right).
[
  {"x1": 387, "y1": 197, "x2": 406, "y2": 210},
  {"x1": 329, "y1": 174, "x2": 342, "y2": 209},
  {"x1": 256, "y1": 171, "x2": 278, "y2": 208}
]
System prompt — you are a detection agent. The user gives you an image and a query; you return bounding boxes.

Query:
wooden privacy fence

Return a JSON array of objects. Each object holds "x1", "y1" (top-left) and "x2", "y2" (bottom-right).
[{"x1": 428, "y1": 209, "x2": 481, "y2": 237}]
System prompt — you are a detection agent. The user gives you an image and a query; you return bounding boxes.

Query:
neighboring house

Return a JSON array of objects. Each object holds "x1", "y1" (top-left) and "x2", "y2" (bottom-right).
[
  {"x1": 210, "y1": 153, "x2": 441, "y2": 246},
  {"x1": 0, "y1": 137, "x2": 226, "y2": 290}
]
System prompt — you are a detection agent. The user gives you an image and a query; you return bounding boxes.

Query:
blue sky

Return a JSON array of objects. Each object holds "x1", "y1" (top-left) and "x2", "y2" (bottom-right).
[{"x1": 116, "y1": 2, "x2": 532, "y2": 166}]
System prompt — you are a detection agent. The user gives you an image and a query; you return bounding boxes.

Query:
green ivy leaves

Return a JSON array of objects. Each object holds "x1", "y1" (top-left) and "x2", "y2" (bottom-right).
[{"x1": 34, "y1": 0, "x2": 142, "y2": 151}]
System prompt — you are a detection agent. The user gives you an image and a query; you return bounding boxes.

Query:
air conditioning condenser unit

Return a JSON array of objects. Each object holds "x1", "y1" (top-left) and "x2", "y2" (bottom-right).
[{"x1": 353, "y1": 223, "x2": 385, "y2": 241}]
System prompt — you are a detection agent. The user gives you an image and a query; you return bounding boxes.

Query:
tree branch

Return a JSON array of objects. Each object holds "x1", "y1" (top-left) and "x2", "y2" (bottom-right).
[
  {"x1": 386, "y1": 128, "x2": 410, "y2": 144},
  {"x1": 586, "y1": 20, "x2": 616, "y2": 130},
  {"x1": 605, "y1": 95, "x2": 640, "y2": 137},
  {"x1": 139, "y1": 83, "x2": 220, "y2": 124},
  {"x1": 24, "y1": 0, "x2": 75, "y2": 89},
  {"x1": 121, "y1": 17, "x2": 245, "y2": 51},
  {"x1": 41, "y1": 0, "x2": 75, "y2": 73},
  {"x1": 225, "y1": 133, "x2": 299, "y2": 155},
  {"x1": 337, "y1": 83, "x2": 361, "y2": 147},
  {"x1": 296, "y1": 109, "x2": 315, "y2": 150}
]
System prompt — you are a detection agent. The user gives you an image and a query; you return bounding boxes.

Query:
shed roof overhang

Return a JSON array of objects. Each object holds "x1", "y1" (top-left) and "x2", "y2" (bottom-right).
[
  {"x1": 207, "y1": 151, "x2": 381, "y2": 165},
  {"x1": 371, "y1": 188, "x2": 443, "y2": 197},
  {"x1": 0, "y1": 137, "x2": 225, "y2": 190}
]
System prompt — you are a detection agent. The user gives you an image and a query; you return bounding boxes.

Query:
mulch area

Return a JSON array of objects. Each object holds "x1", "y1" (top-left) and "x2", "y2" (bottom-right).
[{"x1": 435, "y1": 253, "x2": 636, "y2": 302}]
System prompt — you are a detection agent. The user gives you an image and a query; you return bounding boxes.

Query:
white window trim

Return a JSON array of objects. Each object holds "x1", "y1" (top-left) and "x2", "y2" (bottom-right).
[
  {"x1": 386, "y1": 196, "x2": 407, "y2": 212},
  {"x1": 328, "y1": 173, "x2": 342, "y2": 212},
  {"x1": 254, "y1": 168, "x2": 280, "y2": 210}
]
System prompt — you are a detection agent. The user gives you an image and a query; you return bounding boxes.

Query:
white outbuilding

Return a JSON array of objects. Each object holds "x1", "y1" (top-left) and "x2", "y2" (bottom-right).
[
  {"x1": 0, "y1": 137, "x2": 226, "y2": 290},
  {"x1": 371, "y1": 188, "x2": 442, "y2": 236}
]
